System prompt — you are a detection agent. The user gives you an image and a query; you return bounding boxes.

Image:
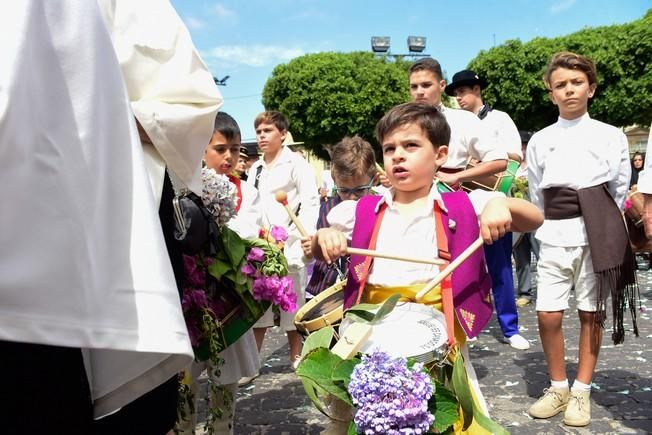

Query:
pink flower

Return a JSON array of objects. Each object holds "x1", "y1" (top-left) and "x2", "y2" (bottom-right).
[
  {"x1": 624, "y1": 198, "x2": 632, "y2": 211},
  {"x1": 241, "y1": 262, "x2": 257, "y2": 277},
  {"x1": 183, "y1": 255, "x2": 205, "y2": 287},
  {"x1": 247, "y1": 247, "x2": 265, "y2": 262},
  {"x1": 270, "y1": 225, "x2": 288, "y2": 242}
]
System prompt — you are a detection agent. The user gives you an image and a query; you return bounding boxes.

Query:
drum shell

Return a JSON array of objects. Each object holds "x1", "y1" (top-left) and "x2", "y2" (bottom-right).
[
  {"x1": 294, "y1": 279, "x2": 346, "y2": 336},
  {"x1": 461, "y1": 159, "x2": 520, "y2": 193}
]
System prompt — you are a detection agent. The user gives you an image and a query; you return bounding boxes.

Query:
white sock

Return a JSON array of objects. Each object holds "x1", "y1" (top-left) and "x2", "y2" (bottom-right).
[
  {"x1": 550, "y1": 379, "x2": 569, "y2": 389},
  {"x1": 571, "y1": 380, "x2": 592, "y2": 392}
]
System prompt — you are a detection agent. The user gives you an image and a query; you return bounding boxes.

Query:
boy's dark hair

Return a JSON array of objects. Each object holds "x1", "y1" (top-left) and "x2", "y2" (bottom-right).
[
  {"x1": 330, "y1": 136, "x2": 377, "y2": 180},
  {"x1": 544, "y1": 51, "x2": 598, "y2": 88},
  {"x1": 376, "y1": 102, "x2": 451, "y2": 147},
  {"x1": 409, "y1": 58, "x2": 444, "y2": 81},
  {"x1": 254, "y1": 111, "x2": 289, "y2": 132},
  {"x1": 214, "y1": 112, "x2": 241, "y2": 142}
]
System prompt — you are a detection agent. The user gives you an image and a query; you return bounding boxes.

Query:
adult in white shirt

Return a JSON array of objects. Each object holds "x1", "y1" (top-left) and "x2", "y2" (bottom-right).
[
  {"x1": 247, "y1": 112, "x2": 319, "y2": 369},
  {"x1": 0, "y1": 1, "x2": 221, "y2": 433},
  {"x1": 445, "y1": 69, "x2": 529, "y2": 350}
]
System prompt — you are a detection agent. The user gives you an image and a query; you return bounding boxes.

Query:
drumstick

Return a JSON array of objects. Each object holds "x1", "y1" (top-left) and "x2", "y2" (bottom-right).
[
  {"x1": 415, "y1": 236, "x2": 484, "y2": 302},
  {"x1": 375, "y1": 162, "x2": 387, "y2": 176},
  {"x1": 275, "y1": 190, "x2": 444, "y2": 265}
]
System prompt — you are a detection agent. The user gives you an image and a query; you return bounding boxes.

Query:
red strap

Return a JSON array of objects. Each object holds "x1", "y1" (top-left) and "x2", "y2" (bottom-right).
[
  {"x1": 227, "y1": 174, "x2": 243, "y2": 212},
  {"x1": 434, "y1": 202, "x2": 456, "y2": 346},
  {"x1": 354, "y1": 203, "x2": 387, "y2": 305}
]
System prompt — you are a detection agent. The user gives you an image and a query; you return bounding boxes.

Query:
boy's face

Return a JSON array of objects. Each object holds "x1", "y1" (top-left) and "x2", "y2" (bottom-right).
[
  {"x1": 204, "y1": 131, "x2": 240, "y2": 175},
  {"x1": 255, "y1": 122, "x2": 286, "y2": 155},
  {"x1": 381, "y1": 123, "x2": 448, "y2": 199},
  {"x1": 409, "y1": 70, "x2": 446, "y2": 106},
  {"x1": 453, "y1": 85, "x2": 481, "y2": 112},
  {"x1": 235, "y1": 156, "x2": 247, "y2": 173},
  {"x1": 333, "y1": 172, "x2": 375, "y2": 201},
  {"x1": 548, "y1": 67, "x2": 595, "y2": 120}
]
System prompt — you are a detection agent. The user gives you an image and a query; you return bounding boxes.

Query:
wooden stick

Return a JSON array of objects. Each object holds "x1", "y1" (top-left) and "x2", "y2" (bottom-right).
[
  {"x1": 415, "y1": 236, "x2": 484, "y2": 302},
  {"x1": 375, "y1": 162, "x2": 386, "y2": 177},
  {"x1": 275, "y1": 190, "x2": 309, "y2": 236},
  {"x1": 347, "y1": 247, "x2": 444, "y2": 265}
]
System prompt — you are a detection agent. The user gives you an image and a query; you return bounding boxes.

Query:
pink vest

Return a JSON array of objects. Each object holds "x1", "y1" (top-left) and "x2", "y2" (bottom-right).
[{"x1": 343, "y1": 192, "x2": 493, "y2": 338}]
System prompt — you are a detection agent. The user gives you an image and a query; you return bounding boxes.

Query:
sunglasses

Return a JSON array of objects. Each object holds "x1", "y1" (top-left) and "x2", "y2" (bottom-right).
[{"x1": 335, "y1": 176, "x2": 376, "y2": 196}]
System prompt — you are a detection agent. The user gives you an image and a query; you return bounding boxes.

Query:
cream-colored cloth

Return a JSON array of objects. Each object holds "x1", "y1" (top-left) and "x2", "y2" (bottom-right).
[{"x1": 0, "y1": 0, "x2": 220, "y2": 418}]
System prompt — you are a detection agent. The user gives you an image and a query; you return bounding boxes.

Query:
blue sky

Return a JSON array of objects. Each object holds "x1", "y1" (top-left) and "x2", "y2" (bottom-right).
[{"x1": 171, "y1": 0, "x2": 650, "y2": 140}]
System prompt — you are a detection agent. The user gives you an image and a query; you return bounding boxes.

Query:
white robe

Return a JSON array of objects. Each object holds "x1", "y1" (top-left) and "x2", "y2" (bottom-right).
[{"x1": 0, "y1": 0, "x2": 222, "y2": 417}]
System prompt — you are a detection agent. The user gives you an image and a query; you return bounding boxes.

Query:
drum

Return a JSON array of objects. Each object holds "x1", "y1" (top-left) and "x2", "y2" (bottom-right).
[
  {"x1": 338, "y1": 302, "x2": 449, "y2": 364},
  {"x1": 462, "y1": 159, "x2": 520, "y2": 194},
  {"x1": 294, "y1": 279, "x2": 346, "y2": 335},
  {"x1": 624, "y1": 190, "x2": 652, "y2": 252}
]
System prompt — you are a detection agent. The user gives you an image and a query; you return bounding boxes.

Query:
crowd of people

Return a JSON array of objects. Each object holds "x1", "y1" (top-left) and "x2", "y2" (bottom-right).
[{"x1": 1, "y1": 1, "x2": 651, "y2": 434}]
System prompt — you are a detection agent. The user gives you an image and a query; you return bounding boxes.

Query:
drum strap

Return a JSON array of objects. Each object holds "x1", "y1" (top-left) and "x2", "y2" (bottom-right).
[
  {"x1": 353, "y1": 203, "x2": 388, "y2": 305},
  {"x1": 434, "y1": 202, "x2": 456, "y2": 347}
]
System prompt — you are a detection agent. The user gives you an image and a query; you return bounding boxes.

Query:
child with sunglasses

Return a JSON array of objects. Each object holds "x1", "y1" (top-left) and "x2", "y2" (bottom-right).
[{"x1": 302, "y1": 136, "x2": 378, "y2": 297}]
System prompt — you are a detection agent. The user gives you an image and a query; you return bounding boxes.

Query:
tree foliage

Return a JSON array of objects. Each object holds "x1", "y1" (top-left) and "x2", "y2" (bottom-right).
[
  {"x1": 262, "y1": 52, "x2": 410, "y2": 159},
  {"x1": 468, "y1": 9, "x2": 652, "y2": 131}
]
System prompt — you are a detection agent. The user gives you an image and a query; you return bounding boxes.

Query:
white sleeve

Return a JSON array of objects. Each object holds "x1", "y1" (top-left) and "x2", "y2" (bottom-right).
[
  {"x1": 326, "y1": 200, "x2": 358, "y2": 241},
  {"x1": 607, "y1": 130, "x2": 631, "y2": 209},
  {"x1": 527, "y1": 135, "x2": 544, "y2": 212},
  {"x1": 468, "y1": 190, "x2": 505, "y2": 217},
  {"x1": 228, "y1": 183, "x2": 262, "y2": 239},
  {"x1": 97, "y1": 0, "x2": 223, "y2": 195},
  {"x1": 498, "y1": 112, "x2": 523, "y2": 159}
]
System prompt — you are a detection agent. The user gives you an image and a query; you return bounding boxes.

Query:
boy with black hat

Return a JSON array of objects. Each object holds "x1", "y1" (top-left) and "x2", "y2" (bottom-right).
[{"x1": 446, "y1": 69, "x2": 530, "y2": 350}]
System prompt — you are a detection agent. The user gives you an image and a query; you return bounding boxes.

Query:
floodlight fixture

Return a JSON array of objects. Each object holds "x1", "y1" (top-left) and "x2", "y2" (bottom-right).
[
  {"x1": 371, "y1": 36, "x2": 391, "y2": 53},
  {"x1": 407, "y1": 36, "x2": 426, "y2": 53}
]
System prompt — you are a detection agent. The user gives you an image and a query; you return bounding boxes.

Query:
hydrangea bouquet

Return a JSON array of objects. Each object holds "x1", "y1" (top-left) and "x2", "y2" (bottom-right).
[
  {"x1": 296, "y1": 300, "x2": 508, "y2": 435},
  {"x1": 177, "y1": 167, "x2": 294, "y2": 432}
]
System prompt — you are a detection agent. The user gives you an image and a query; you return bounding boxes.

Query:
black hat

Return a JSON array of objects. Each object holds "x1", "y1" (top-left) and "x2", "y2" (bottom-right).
[
  {"x1": 239, "y1": 146, "x2": 248, "y2": 158},
  {"x1": 242, "y1": 143, "x2": 261, "y2": 157},
  {"x1": 444, "y1": 69, "x2": 487, "y2": 96}
]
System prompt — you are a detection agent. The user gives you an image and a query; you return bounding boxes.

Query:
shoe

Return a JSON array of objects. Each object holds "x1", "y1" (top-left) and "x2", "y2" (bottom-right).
[
  {"x1": 516, "y1": 296, "x2": 531, "y2": 307},
  {"x1": 504, "y1": 334, "x2": 530, "y2": 350},
  {"x1": 292, "y1": 355, "x2": 302, "y2": 370},
  {"x1": 528, "y1": 386, "x2": 570, "y2": 419},
  {"x1": 563, "y1": 390, "x2": 591, "y2": 427},
  {"x1": 237, "y1": 372, "x2": 259, "y2": 387}
]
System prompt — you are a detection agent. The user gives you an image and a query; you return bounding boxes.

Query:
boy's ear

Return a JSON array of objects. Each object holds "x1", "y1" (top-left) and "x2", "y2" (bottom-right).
[
  {"x1": 588, "y1": 83, "x2": 596, "y2": 99},
  {"x1": 434, "y1": 145, "x2": 448, "y2": 168},
  {"x1": 548, "y1": 90, "x2": 557, "y2": 106}
]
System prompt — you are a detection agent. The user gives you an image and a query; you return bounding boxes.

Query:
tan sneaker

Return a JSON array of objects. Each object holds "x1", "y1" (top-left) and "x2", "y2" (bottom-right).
[
  {"x1": 516, "y1": 296, "x2": 531, "y2": 307},
  {"x1": 563, "y1": 390, "x2": 591, "y2": 427},
  {"x1": 528, "y1": 386, "x2": 570, "y2": 418}
]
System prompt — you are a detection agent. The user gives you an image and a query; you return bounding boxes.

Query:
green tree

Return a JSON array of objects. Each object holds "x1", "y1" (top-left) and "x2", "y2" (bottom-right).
[
  {"x1": 468, "y1": 9, "x2": 652, "y2": 131},
  {"x1": 262, "y1": 52, "x2": 411, "y2": 159}
]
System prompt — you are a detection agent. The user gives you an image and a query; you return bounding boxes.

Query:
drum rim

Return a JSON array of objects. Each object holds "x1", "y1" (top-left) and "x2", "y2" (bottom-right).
[{"x1": 294, "y1": 279, "x2": 347, "y2": 334}]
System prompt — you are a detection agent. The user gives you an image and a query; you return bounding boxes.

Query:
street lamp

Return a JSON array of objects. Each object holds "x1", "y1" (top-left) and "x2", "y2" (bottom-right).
[
  {"x1": 371, "y1": 36, "x2": 391, "y2": 53},
  {"x1": 407, "y1": 36, "x2": 426, "y2": 53}
]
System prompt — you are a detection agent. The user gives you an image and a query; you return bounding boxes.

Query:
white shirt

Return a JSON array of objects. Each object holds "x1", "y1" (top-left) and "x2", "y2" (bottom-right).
[
  {"x1": 637, "y1": 123, "x2": 652, "y2": 194},
  {"x1": 247, "y1": 146, "x2": 320, "y2": 269},
  {"x1": 228, "y1": 181, "x2": 263, "y2": 240},
  {"x1": 527, "y1": 113, "x2": 630, "y2": 247},
  {"x1": 0, "y1": 0, "x2": 220, "y2": 417},
  {"x1": 481, "y1": 108, "x2": 523, "y2": 159},
  {"x1": 328, "y1": 185, "x2": 501, "y2": 286},
  {"x1": 440, "y1": 105, "x2": 507, "y2": 169}
]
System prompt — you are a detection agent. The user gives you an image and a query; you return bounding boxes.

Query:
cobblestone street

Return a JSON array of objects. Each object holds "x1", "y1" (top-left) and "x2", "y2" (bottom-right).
[{"x1": 196, "y1": 260, "x2": 652, "y2": 434}]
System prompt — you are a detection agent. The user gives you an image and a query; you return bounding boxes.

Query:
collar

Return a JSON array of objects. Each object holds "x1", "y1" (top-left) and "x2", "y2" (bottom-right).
[
  {"x1": 374, "y1": 183, "x2": 448, "y2": 214},
  {"x1": 557, "y1": 112, "x2": 590, "y2": 128},
  {"x1": 261, "y1": 145, "x2": 295, "y2": 169}
]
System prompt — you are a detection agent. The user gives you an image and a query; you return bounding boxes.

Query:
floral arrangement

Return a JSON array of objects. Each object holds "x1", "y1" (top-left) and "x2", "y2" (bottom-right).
[
  {"x1": 511, "y1": 176, "x2": 529, "y2": 200},
  {"x1": 296, "y1": 300, "x2": 508, "y2": 435},
  {"x1": 177, "y1": 167, "x2": 294, "y2": 433}
]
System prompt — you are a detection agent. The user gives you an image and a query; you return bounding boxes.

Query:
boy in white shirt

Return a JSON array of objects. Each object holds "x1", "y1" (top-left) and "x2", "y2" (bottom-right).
[
  {"x1": 248, "y1": 111, "x2": 319, "y2": 369},
  {"x1": 527, "y1": 52, "x2": 638, "y2": 427}
]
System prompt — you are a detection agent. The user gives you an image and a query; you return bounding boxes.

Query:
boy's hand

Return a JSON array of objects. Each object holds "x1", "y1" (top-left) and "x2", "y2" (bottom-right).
[
  {"x1": 435, "y1": 171, "x2": 459, "y2": 187},
  {"x1": 378, "y1": 173, "x2": 392, "y2": 188},
  {"x1": 479, "y1": 197, "x2": 512, "y2": 244},
  {"x1": 301, "y1": 235, "x2": 314, "y2": 259},
  {"x1": 313, "y1": 228, "x2": 347, "y2": 264},
  {"x1": 644, "y1": 193, "x2": 652, "y2": 240}
]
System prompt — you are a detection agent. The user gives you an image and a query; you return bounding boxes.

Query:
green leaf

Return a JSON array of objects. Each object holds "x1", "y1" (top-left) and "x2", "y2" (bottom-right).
[
  {"x1": 332, "y1": 358, "x2": 359, "y2": 389},
  {"x1": 301, "y1": 326, "x2": 334, "y2": 358},
  {"x1": 300, "y1": 378, "x2": 329, "y2": 416},
  {"x1": 372, "y1": 293, "x2": 401, "y2": 321},
  {"x1": 296, "y1": 348, "x2": 351, "y2": 404},
  {"x1": 347, "y1": 422, "x2": 357, "y2": 435},
  {"x1": 451, "y1": 355, "x2": 474, "y2": 431},
  {"x1": 222, "y1": 227, "x2": 246, "y2": 266},
  {"x1": 472, "y1": 409, "x2": 510, "y2": 435},
  {"x1": 430, "y1": 380, "x2": 459, "y2": 433},
  {"x1": 207, "y1": 258, "x2": 232, "y2": 280},
  {"x1": 344, "y1": 310, "x2": 375, "y2": 323}
]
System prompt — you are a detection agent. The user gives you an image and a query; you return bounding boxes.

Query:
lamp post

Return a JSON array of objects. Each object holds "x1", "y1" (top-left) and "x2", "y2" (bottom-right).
[{"x1": 370, "y1": 35, "x2": 429, "y2": 59}]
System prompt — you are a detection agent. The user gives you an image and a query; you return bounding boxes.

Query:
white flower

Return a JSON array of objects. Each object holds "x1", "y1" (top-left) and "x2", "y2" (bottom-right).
[{"x1": 201, "y1": 167, "x2": 237, "y2": 227}]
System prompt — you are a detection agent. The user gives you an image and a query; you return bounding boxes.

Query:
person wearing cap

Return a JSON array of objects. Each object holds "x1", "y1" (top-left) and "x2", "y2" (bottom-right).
[
  {"x1": 243, "y1": 143, "x2": 261, "y2": 172},
  {"x1": 247, "y1": 111, "x2": 319, "y2": 370},
  {"x1": 408, "y1": 58, "x2": 507, "y2": 190},
  {"x1": 446, "y1": 68, "x2": 529, "y2": 350},
  {"x1": 235, "y1": 146, "x2": 249, "y2": 181}
]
